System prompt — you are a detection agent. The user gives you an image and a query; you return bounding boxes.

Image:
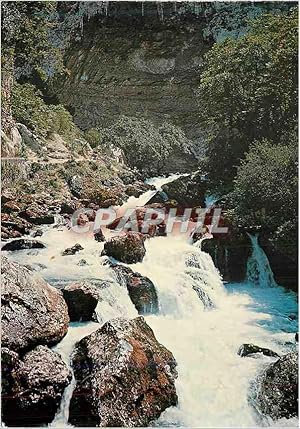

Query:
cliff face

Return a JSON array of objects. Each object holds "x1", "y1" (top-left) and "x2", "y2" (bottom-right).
[
  {"x1": 55, "y1": 11, "x2": 210, "y2": 143},
  {"x1": 54, "y1": 1, "x2": 293, "y2": 145}
]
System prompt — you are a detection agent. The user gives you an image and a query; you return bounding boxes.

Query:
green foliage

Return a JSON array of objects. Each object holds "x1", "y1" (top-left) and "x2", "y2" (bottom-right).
[
  {"x1": 48, "y1": 105, "x2": 79, "y2": 142},
  {"x1": 97, "y1": 116, "x2": 191, "y2": 175},
  {"x1": 231, "y1": 135, "x2": 297, "y2": 256},
  {"x1": 2, "y1": 1, "x2": 62, "y2": 79},
  {"x1": 12, "y1": 83, "x2": 52, "y2": 137},
  {"x1": 84, "y1": 128, "x2": 103, "y2": 148},
  {"x1": 12, "y1": 82, "x2": 80, "y2": 141},
  {"x1": 198, "y1": 8, "x2": 298, "y2": 188}
]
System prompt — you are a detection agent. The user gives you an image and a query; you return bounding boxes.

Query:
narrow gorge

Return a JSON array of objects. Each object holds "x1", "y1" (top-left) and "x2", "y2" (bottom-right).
[{"x1": 1, "y1": 2, "x2": 298, "y2": 428}]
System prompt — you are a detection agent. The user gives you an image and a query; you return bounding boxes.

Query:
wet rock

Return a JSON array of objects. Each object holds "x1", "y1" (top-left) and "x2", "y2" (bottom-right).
[
  {"x1": 238, "y1": 344, "x2": 280, "y2": 358},
  {"x1": 62, "y1": 243, "x2": 84, "y2": 256},
  {"x1": 1, "y1": 226, "x2": 10, "y2": 240},
  {"x1": 2, "y1": 345, "x2": 71, "y2": 426},
  {"x1": 2, "y1": 215, "x2": 33, "y2": 235},
  {"x1": 69, "y1": 316, "x2": 178, "y2": 427},
  {"x1": 125, "y1": 182, "x2": 154, "y2": 198},
  {"x1": 2, "y1": 200, "x2": 21, "y2": 213},
  {"x1": 94, "y1": 229, "x2": 105, "y2": 242},
  {"x1": 259, "y1": 235, "x2": 298, "y2": 292},
  {"x1": 254, "y1": 352, "x2": 298, "y2": 420},
  {"x1": 60, "y1": 200, "x2": 80, "y2": 215},
  {"x1": 76, "y1": 212, "x2": 89, "y2": 227},
  {"x1": 32, "y1": 229, "x2": 43, "y2": 238},
  {"x1": 1, "y1": 256, "x2": 69, "y2": 352},
  {"x1": 19, "y1": 203, "x2": 55, "y2": 225},
  {"x1": 1, "y1": 348, "x2": 22, "y2": 416},
  {"x1": 192, "y1": 285, "x2": 214, "y2": 309},
  {"x1": 82, "y1": 185, "x2": 123, "y2": 207},
  {"x1": 107, "y1": 207, "x2": 163, "y2": 237},
  {"x1": 161, "y1": 173, "x2": 206, "y2": 207},
  {"x1": 77, "y1": 259, "x2": 89, "y2": 266},
  {"x1": 1, "y1": 226, "x2": 22, "y2": 240},
  {"x1": 145, "y1": 190, "x2": 170, "y2": 205},
  {"x1": 102, "y1": 232, "x2": 146, "y2": 263},
  {"x1": 111, "y1": 264, "x2": 159, "y2": 314},
  {"x1": 201, "y1": 226, "x2": 251, "y2": 282},
  {"x1": 62, "y1": 281, "x2": 101, "y2": 321},
  {"x1": 2, "y1": 239, "x2": 46, "y2": 252}
]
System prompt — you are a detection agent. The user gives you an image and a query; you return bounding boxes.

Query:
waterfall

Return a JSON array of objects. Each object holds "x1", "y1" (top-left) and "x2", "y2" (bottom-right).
[
  {"x1": 246, "y1": 234, "x2": 277, "y2": 288},
  {"x1": 120, "y1": 173, "x2": 186, "y2": 212},
  {"x1": 4, "y1": 174, "x2": 297, "y2": 428},
  {"x1": 50, "y1": 323, "x2": 100, "y2": 427}
]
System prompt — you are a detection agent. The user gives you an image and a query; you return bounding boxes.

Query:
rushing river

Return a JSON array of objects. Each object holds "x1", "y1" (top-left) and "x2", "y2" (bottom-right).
[{"x1": 2, "y1": 175, "x2": 298, "y2": 428}]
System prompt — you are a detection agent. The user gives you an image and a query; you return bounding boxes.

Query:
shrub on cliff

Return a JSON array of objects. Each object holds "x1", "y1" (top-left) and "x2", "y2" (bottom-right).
[
  {"x1": 98, "y1": 116, "x2": 195, "y2": 175},
  {"x1": 12, "y1": 82, "x2": 80, "y2": 142},
  {"x1": 84, "y1": 127, "x2": 103, "y2": 148}
]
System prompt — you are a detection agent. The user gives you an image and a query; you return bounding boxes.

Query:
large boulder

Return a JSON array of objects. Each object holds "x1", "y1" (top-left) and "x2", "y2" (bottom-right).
[
  {"x1": 82, "y1": 185, "x2": 124, "y2": 208},
  {"x1": 161, "y1": 173, "x2": 206, "y2": 207},
  {"x1": 2, "y1": 346, "x2": 71, "y2": 426},
  {"x1": 111, "y1": 264, "x2": 159, "y2": 314},
  {"x1": 102, "y1": 232, "x2": 146, "y2": 263},
  {"x1": 254, "y1": 352, "x2": 298, "y2": 420},
  {"x1": 2, "y1": 239, "x2": 46, "y2": 252},
  {"x1": 69, "y1": 317, "x2": 177, "y2": 427},
  {"x1": 1, "y1": 256, "x2": 69, "y2": 352}
]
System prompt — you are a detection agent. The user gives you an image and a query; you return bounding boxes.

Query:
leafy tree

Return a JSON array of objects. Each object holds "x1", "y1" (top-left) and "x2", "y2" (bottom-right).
[
  {"x1": 98, "y1": 116, "x2": 193, "y2": 175},
  {"x1": 12, "y1": 83, "x2": 52, "y2": 137},
  {"x1": 12, "y1": 82, "x2": 80, "y2": 141},
  {"x1": 198, "y1": 8, "x2": 298, "y2": 189},
  {"x1": 230, "y1": 134, "x2": 297, "y2": 257},
  {"x1": 1, "y1": 2, "x2": 62, "y2": 133},
  {"x1": 48, "y1": 104, "x2": 79, "y2": 142}
]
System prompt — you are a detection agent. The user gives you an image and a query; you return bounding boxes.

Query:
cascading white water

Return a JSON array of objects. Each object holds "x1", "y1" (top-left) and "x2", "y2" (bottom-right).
[
  {"x1": 120, "y1": 173, "x2": 186, "y2": 212},
  {"x1": 50, "y1": 322, "x2": 100, "y2": 427},
  {"x1": 246, "y1": 234, "x2": 277, "y2": 288},
  {"x1": 2, "y1": 174, "x2": 298, "y2": 428},
  {"x1": 129, "y1": 235, "x2": 297, "y2": 428}
]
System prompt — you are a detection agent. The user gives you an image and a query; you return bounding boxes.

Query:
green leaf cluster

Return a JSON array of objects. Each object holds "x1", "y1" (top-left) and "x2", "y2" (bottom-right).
[
  {"x1": 198, "y1": 8, "x2": 298, "y2": 188},
  {"x1": 12, "y1": 82, "x2": 80, "y2": 142}
]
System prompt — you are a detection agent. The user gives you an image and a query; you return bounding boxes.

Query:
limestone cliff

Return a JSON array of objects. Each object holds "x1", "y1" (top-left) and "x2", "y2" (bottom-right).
[
  {"x1": 55, "y1": 8, "x2": 209, "y2": 143},
  {"x1": 54, "y1": 1, "x2": 292, "y2": 145}
]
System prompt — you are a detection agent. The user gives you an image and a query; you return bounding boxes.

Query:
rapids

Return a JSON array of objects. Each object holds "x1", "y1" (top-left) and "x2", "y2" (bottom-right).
[{"x1": 1, "y1": 174, "x2": 298, "y2": 428}]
